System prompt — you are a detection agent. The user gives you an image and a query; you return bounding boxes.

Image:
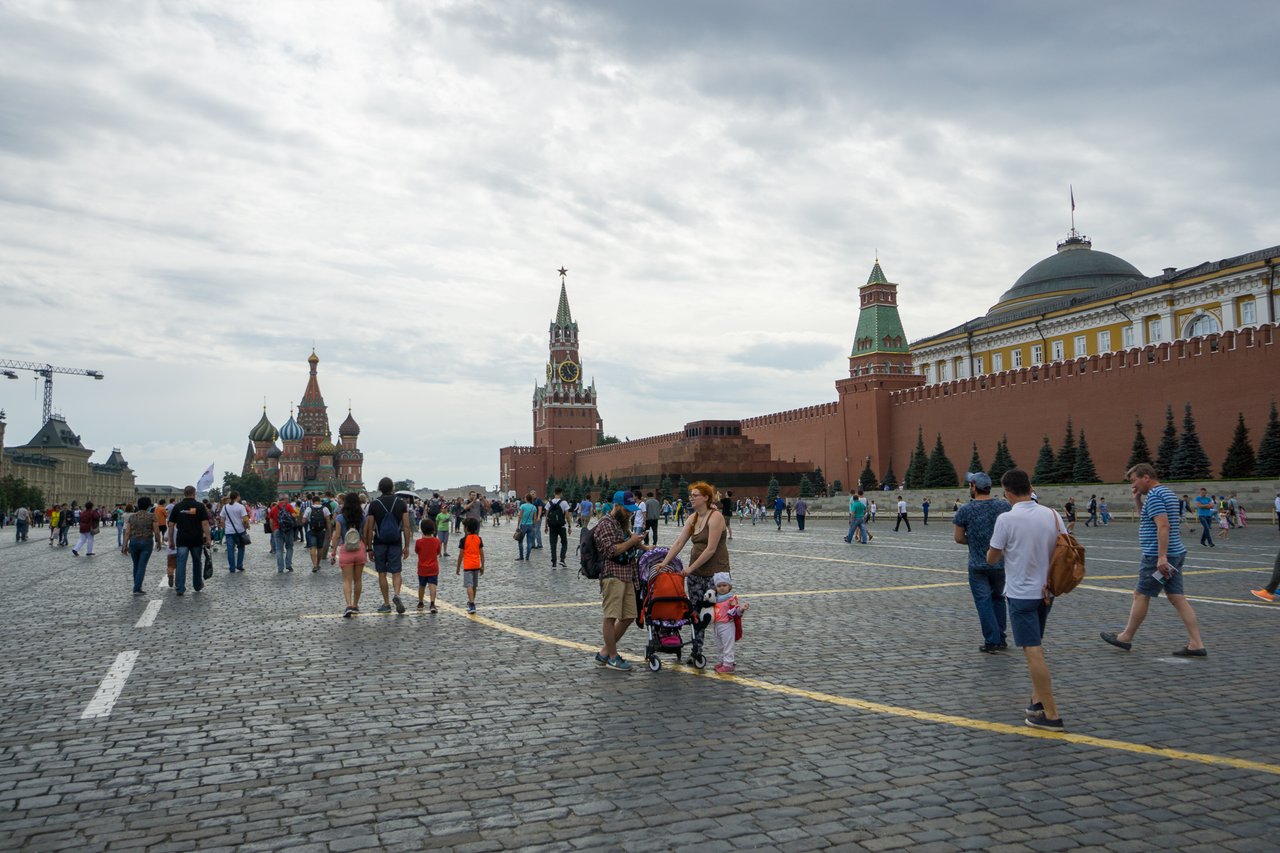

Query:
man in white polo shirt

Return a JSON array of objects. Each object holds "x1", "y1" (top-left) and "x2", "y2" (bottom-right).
[{"x1": 987, "y1": 468, "x2": 1067, "y2": 731}]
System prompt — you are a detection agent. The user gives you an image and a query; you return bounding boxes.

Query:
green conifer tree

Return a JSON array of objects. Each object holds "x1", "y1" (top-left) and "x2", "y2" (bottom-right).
[
  {"x1": 1155, "y1": 405, "x2": 1179, "y2": 480},
  {"x1": 924, "y1": 434, "x2": 959, "y2": 488},
  {"x1": 1126, "y1": 416, "x2": 1153, "y2": 471},
  {"x1": 798, "y1": 474, "x2": 814, "y2": 498},
  {"x1": 658, "y1": 475, "x2": 673, "y2": 499},
  {"x1": 677, "y1": 476, "x2": 690, "y2": 502},
  {"x1": 1255, "y1": 402, "x2": 1280, "y2": 477},
  {"x1": 1073, "y1": 429, "x2": 1100, "y2": 483},
  {"x1": 1054, "y1": 417, "x2": 1078, "y2": 484},
  {"x1": 882, "y1": 458, "x2": 898, "y2": 491},
  {"x1": 766, "y1": 477, "x2": 781, "y2": 503},
  {"x1": 1219, "y1": 413, "x2": 1255, "y2": 479},
  {"x1": 905, "y1": 427, "x2": 928, "y2": 489},
  {"x1": 988, "y1": 436, "x2": 1016, "y2": 485},
  {"x1": 858, "y1": 460, "x2": 878, "y2": 493},
  {"x1": 831, "y1": 479, "x2": 844, "y2": 494},
  {"x1": 1171, "y1": 402, "x2": 1212, "y2": 479},
  {"x1": 968, "y1": 443, "x2": 984, "y2": 474},
  {"x1": 1033, "y1": 436, "x2": 1057, "y2": 483},
  {"x1": 811, "y1": 467, "x2": 828, "y2": 496}
]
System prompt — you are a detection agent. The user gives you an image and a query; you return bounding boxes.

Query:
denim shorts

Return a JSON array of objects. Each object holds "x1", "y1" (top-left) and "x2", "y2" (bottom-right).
[
  {"x1": 373, "y1": 542, "x2": 402, "y2": 574},
  {"x1": 1009, "y1": 597, "x2": 1052, "y2": 648},
  {"x1": 306, "y1": 531, "x2": 327, "y2": 549},
  {"x1": 418, "y1": 574, "x2": 438, "y2": 587},
  {"x1": 1136, "y1": 552, "x2": 1186, "y2": 598}
]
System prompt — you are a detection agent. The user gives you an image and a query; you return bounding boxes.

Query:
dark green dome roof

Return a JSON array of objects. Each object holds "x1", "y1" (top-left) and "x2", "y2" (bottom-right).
[
  {"x1": 989, "y1": 235, "x2": 1142, "y2": 316},
  {"x1": 249, "y1": 409, "x2": 277, "y2": 442}
]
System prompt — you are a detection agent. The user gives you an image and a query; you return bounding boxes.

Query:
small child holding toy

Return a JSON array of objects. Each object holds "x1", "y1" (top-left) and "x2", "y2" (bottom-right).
[{"x1": 711, "y1": 571, "x2": 748, "y2": 674}]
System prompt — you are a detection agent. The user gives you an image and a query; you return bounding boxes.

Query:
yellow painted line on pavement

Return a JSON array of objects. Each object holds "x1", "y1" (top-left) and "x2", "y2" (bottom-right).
[
  {"x1": 413, "y1": 599, "x2": 1280, "y2": 777},
  {"x1": 734, "y1": 549, "x2": 966, "y2": 574}
]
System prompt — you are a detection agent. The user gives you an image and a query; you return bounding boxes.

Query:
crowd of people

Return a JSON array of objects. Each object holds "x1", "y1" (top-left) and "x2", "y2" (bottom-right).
[{"x1": 7, "y1": 473, "x2": 1280, "y2": 728}]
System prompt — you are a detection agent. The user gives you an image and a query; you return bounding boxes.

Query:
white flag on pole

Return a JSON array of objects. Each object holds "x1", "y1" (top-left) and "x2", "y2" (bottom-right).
[{"x1": 196, "y1": 463, "x2": 215, "y2": 493}]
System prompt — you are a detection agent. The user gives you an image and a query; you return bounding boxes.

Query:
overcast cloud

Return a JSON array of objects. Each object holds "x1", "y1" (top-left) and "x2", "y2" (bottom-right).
[{"x1": 1, "y1": 1, "x2": 1277, "y2": 490}]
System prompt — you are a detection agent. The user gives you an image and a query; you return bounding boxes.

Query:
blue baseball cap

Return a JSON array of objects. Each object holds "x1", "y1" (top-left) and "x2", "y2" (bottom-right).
[
  {"x1": 612, "y1": 490, "x2": 640, "y2": 512},
  {"x1": 966, "y1": 471, "x2": 993, "y2": 491}
]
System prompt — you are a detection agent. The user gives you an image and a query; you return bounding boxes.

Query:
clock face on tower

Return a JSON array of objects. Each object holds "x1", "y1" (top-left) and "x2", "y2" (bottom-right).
[{"x1": 558, "y1": 360, "x2": 580, "y2": 383}]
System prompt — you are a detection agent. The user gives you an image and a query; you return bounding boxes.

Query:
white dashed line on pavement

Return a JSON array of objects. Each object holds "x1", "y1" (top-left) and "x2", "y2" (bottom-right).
[
  {"x1": 135, "y1": 600, "x2": 163, "y2": 628},
  {"x1": 80, "y1": 650, "x2": 139, "y2": 720}
]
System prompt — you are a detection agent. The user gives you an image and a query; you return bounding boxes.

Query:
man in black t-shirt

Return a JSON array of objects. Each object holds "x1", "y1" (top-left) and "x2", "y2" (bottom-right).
[
  {"x1": 167, "y1": 485, "x2": 211, "y2": 594},
  {"x1": 719, "y1": 491, "x2": 734, "y2": 541},
  {"x1": 362, "y1": 477, "x2": 412, "y2": 614}
]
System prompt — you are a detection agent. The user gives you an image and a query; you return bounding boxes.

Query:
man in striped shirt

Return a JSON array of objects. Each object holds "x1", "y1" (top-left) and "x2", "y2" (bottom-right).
[{"x1": 1100, "y1": 463, "x2": 1207, "y2": 657}]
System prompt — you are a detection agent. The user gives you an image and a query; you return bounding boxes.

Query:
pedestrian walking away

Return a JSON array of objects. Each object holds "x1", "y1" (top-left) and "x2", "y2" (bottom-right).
[
  {"x1": 167, "y1": 486, "x2": 211, "y2": 595},
  {"x1": 986, "y1": 469, "x2": 1066, "y2": 731},
  {"x1": 363, "y1": 477, "x2": 413, "y2": 614},
  {"x1": 1100, "y1": 464, "x2": 1206, "y2": 657},
  {"x1": 954, "y1": 472, "x2": 1012, "y2": 653},
  {"x1": 546, "y1": 487, "x2": 571, "y2": 566}
]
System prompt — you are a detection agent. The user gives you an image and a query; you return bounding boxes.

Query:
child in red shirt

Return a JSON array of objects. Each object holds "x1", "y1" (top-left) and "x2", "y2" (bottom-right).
[{"x1": 415, "y1": 518, "x2": 443, "y2": 613}]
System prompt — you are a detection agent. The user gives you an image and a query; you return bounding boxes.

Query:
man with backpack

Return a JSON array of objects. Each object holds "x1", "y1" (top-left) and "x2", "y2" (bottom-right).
[
  {"x1": 303, "y1": 495, "x2": 332, "y2": 573},
  {"x1": 986, "y1": 469, "x2": 1067, "y2": 731},
  {"x1": 362, "y1": 477, "x2": 413, "y2": 614},
  {"x1": 1100, "y1": 464, "x2": 1206, "y2": 658},
  {"x1": 270, "y1": 497, "x2": 298, "y2": 573},
  {"x1": 544, "y1": 487, "x2": 570, "y2": 568}
]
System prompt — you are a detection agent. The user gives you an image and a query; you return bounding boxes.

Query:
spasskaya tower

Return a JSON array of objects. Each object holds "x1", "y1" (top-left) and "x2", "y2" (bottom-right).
[{"x1": 532, "y1": 270, "x2": 602, "y2": 480}]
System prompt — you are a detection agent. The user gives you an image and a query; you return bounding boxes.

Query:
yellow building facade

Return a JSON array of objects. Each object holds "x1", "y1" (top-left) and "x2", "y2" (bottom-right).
[
  {"x1": 910, "y1": 231, "x2": 1279, "y2": 381},
  {"x1": 0, "y1": 413, "x2": 137, "y2": 508}
]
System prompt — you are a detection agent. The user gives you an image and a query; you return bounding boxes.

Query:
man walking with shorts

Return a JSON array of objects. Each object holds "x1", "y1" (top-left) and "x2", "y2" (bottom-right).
[
  {"x1": 987, "y1": 469, "x2": 1066, "y2": 730},
  {"x1": 363, "y1": 477, "x2": 412, "y2": 614},
  {"x1": 592, "y1": 492, "x2": 647, "y2": 671},
  {"x1": 1100, "y1": 464, "x2": 1206, "y2": 657}
]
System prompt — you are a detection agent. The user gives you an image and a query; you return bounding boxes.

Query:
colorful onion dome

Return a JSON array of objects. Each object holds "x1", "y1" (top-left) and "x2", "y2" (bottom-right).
[
  {"x1": 279, "y1": 412, "x2": 304, "y2": 442},
  {"x1": 339, "y1": 410, "x2": 360, "y2": 437},
  {"x1": 249, "y1": 409, "x2": 277, "y2": 442},
  {"x1": 266, "y1": 444, "x2": 282, "y2": 459},
  {"x1": 315, "y1": 434, "x2": 337, "y2": 455}
]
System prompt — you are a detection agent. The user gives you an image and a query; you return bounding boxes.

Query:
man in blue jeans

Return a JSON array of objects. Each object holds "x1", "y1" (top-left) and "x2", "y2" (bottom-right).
[
  {"x1": 954, "y1": 472, "x2": 1011, "y2": 653},
  {"x1": 167, "y1": 485, "x2": 211, "y2": 595},
  {"x1": 845, "y1": 492, "x2": 868, "y2": 544},
  {"x1": 1193, "y1": 487, "x2": 1215, "y2": 547}
]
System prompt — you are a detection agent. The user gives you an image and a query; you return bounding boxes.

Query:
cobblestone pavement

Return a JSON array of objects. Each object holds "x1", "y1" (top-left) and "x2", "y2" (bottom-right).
[{"x1": 1, "y1": 514, "x2": 1278, "y2": 851}]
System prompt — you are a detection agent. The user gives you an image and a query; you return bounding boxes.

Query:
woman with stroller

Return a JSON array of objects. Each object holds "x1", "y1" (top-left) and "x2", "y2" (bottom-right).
[{"x1": 655, "y1": 481, "x2": 730, "y2": 621}]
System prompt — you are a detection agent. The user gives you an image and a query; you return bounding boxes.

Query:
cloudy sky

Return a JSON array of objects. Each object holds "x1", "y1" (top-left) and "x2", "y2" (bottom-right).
[{"x1": 1, "y1": 1, "x2": 1277, "y2": 491}]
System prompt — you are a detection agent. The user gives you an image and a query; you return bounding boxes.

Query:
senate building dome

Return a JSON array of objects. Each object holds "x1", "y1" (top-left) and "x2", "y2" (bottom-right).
[{"x1": 987, "y1": 232, "x2": 1143, "y2": 316}]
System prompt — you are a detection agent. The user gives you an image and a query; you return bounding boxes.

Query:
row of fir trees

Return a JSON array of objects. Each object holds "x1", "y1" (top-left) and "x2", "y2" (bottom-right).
[{"x1": 855, "y1": 400, "x2": 1280, "y2": 491}]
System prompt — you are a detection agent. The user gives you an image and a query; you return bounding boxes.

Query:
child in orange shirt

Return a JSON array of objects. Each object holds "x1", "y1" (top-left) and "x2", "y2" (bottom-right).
[
  {"x1": 415, "y1": 518, "x2": 442, "y2": 613},
  {"x1": 456, "y1": 516, "x2": 484, "y2": 614}
]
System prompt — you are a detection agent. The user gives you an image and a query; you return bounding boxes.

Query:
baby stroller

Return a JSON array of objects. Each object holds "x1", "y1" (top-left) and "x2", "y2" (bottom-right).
[{"x1": 638, "y1": 548, "x2": 711, "y2": 672}]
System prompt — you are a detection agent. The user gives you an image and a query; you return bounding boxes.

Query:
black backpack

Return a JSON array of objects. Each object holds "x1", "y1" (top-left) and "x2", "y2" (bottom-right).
[
  {"x1": 546, "y1": 501, "x2": 566, "y2": 528},
  {"x1": 372, "y1": 496, "x2": 403, "y2": 545},
  {"x1": 308, "y1": 506, "x2": 328, "y2": 536},
  {"x1": 276, "y1": 505, "x2": 297, "y2": 531},
  {"x1": 578, "y1": 525, "x2": 603, "y2": 580}
]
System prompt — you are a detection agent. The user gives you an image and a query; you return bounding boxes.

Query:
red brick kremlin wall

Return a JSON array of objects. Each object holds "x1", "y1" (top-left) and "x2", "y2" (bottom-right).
[
  {"x1": 886, "y1": 325, "x2": 1280, "y2": 484},
  {"x1": 568, "y1": 325, "x2": 1279, "y2": 490}
]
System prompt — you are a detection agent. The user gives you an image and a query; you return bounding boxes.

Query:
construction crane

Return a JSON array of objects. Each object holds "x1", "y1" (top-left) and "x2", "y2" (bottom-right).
[{"x1": 0, "y1": 360, "x2": 105, "y2": 423}]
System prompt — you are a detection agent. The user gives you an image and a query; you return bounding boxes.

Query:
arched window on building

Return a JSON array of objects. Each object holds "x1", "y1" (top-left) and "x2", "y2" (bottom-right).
[{"x1": 1183, "y1": 313, "x2": 1221, "y2": 339}]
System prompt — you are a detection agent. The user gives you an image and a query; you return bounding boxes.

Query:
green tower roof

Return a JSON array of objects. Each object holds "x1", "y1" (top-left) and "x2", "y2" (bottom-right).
[
  {"x1": 852, "y1": 262, "x2": 909, "y2": 356},
  {"x1": 555, "y1": 281, "x2": 574, "y2": 328}
]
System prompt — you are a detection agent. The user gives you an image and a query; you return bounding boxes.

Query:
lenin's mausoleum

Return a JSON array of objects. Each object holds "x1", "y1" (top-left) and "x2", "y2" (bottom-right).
[{"x1": 500, "y1": 231, "x2": 1280, "y2": 497}]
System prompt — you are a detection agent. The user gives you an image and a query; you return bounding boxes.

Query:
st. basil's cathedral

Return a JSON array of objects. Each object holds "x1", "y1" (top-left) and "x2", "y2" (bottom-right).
[{"x1": 242, "y1": 351, "x2": 365, "y2": 496}]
